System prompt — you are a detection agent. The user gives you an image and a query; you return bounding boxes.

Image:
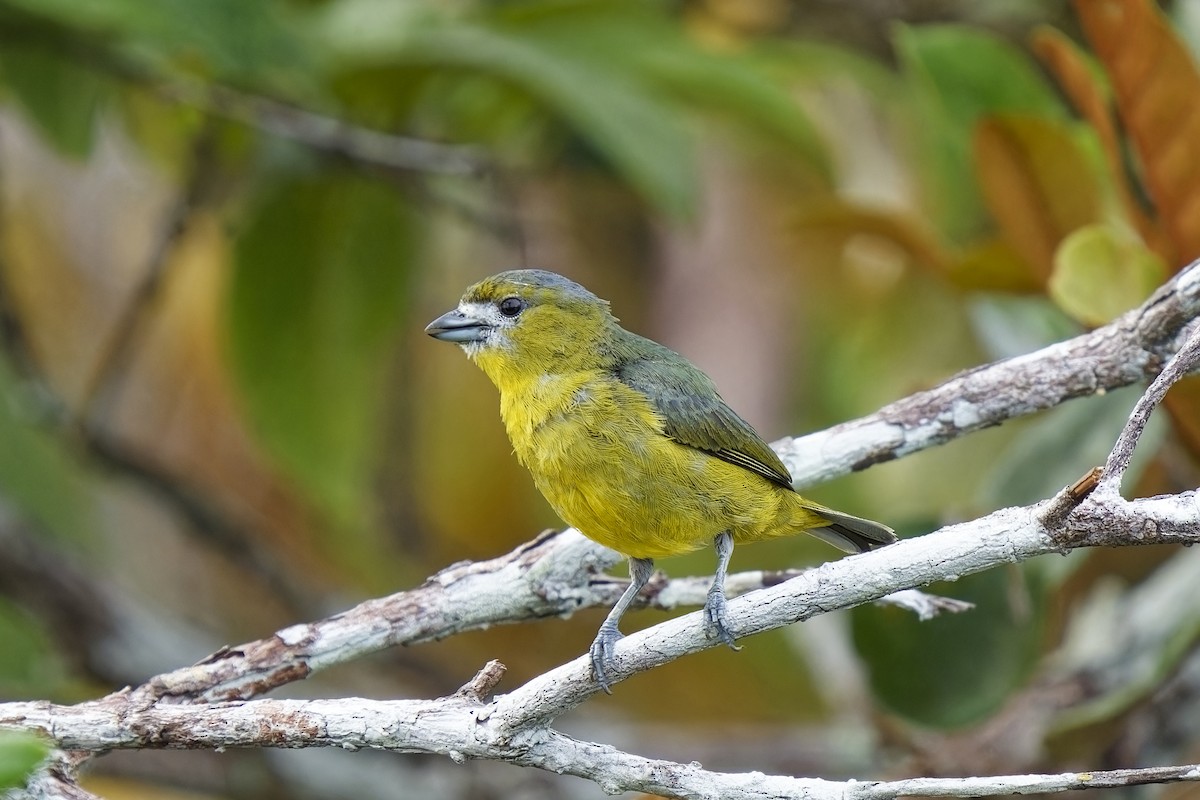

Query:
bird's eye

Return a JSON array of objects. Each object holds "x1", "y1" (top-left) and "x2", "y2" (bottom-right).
[{"x1": 498, "y1": 297, "x2": 525, "y2": 318}]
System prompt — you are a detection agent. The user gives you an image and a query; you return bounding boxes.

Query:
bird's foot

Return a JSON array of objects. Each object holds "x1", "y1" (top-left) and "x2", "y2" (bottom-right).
[
  {"x1": 704, "y1": 588, "x2": 741, "y2": 651},
  {"x1": 589, "y1": 623, "x2": 623, "y2": 694}
]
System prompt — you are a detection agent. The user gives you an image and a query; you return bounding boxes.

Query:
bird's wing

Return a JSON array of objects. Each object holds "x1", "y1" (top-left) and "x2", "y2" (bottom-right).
[{"x1": 615, "y1": 337, "x2": 795, "y2": 489}]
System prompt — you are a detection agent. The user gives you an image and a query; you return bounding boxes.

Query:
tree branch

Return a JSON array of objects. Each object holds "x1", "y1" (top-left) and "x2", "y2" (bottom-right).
[
  {"x1": 776, "y1": 258, "x2": 1200, "y2": 488},
  {"x1": 93, "y1": 263, "x2": 1200, "y2": 710},
  {"x1": 7, "y1": 581, "x2": 1200, "y2": 800},
  {"x1": 76, "y1": 125, "x2": 218, "y2": 426},
  {"x1": 9, "y1": 263, "x2": 1200, "y2": 797},
  {"x1": 90, "y1": 527, "x2": 957, "y2": 707},
  {"x1": 9, "y1": 755, "x2": 100, "y2": 800},
  {"x1": 0, "y1": 10, "x2": 488, "y2": 178},
  {"x1": 158, "y1": 81, "x2": 488, "y2": 177},
  {"x1": 5, "y1": 473, "x2": 1198, "y2": 798},
  {"x1": 1096, "y1": 302, "x2": 1200, "y2": 493}
]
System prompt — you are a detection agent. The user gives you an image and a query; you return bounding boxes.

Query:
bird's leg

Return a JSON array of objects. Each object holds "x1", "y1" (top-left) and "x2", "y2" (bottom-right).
[
  {"x1": 704, "y1": 531, "x2": 741, "y2": 650},
  {"x1": 590, "y1": 556, "x2": 654, "y2": 694}
]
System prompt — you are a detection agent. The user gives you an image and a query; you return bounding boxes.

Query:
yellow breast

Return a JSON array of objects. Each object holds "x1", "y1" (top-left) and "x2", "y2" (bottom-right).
[{"x1": 490, "y1": 370, "x2": 793, "y2": 559}]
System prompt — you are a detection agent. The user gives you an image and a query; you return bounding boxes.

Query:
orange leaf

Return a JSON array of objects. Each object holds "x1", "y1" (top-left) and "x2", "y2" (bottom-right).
[
  {"x1": 973, "y1": 114, "x2": 1103, "y2": 281},
  {"x1": 1030, "y1": 25, "x2": 1170, "y2": 260},
  {"x1": 948, "y1": 238, "x2": 1043, "y2": 293},
  {"x1": 1074, "y1": 0, "x2": 1200, "y2": 267},
  {"x1": 792, "y1": 200, "x2": 952, "y2": 274}
]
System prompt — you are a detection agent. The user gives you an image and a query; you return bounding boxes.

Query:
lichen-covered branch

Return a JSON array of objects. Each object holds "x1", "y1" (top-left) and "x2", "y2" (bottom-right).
[
  {"x1": 5, "y1": 476, "x2": 1199, "y2": 799},
  {"x1": 777, "y1": 259, "x2": 1200, "y2": 487},
  {"x1": 6, "y1": 268, "x2": 1200, "y2": 797},
  {"x1": 4, "y1": 462, "x2": 1198, "y2": 799},
  {"x1": 96, "y1": 261, "x2": 1200, "y2": 712},
  {"x1": 105, "y1": 528, "x2": 959, "y2": 707},
  {"x1": 6, "y1": 698, "x2": 1200, "y2": 799},
  {"x1": 1096, "y1": 302, "x2": 1200, "y2": 492}
]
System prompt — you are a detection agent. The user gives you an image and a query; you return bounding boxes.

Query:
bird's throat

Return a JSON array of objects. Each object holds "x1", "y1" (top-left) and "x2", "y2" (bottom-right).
[{"x1": 496, "y1": 372, "x2": 595, "y2": 452}]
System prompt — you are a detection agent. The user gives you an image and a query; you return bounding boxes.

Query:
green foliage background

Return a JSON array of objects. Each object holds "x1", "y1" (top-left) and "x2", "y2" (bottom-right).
[{"x1": 0, "y1": 0, "x2": 1198, "y2": 797}]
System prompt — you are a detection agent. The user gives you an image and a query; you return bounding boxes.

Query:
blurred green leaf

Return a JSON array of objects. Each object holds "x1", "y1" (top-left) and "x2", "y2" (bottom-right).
[
  {"x1": 0, "y1": 598, "x2": 66, "y2": 697},
  {"x1": 0, "y1": 362, "x2": 91, "y2": 543},
  {"x1": 794, "y1": 199, "x2": 952, "y2": 273},
  {"x1": 897, "y1": 24, "x2": 1067, "y2": 127},
  {"x1": 815, "y1": 273, "x2": 979, "y2": 419},
  {"x1": 323, "y1": 11, "x2": 696, "y2": 214},
  {"x1": 0, "y1": 48, "x2": 109, "y2": 158},
  {"x1": 1, "y1": 0, "x2": 312, "y2": 87},
  {"x1": 896, "y1": 23, "x2": 1068, "y2": 242},
  {"x1": 496, "y1": 2, "x2": 831, "y2": 175},
  {"x1": 853, "y1": 565, "x2": 1045, "y2": 728},
  {"x1": 0, "y1": 732, "x2": 49, "y2": 792},
  {"x1": 227, "y1": 174, "x2": 415, "y2": 530},
  {"x1": 114, "y1": 86, "x2": 209, "y2": 175},
  {"x1": 1049, "y1": 224, "x2": 1166, "y2": 326},
  {"x1": 638, "y1": 48, "x2": 829, "y2": 176},
  {"x1": 762, "y1": 40, "x2": 899, "y2": 98}
]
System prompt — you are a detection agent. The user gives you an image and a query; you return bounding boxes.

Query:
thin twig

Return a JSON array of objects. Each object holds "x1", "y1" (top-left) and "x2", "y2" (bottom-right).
[
  {"x1": 0, "y1": 12, "x2": 487, "y2": 177},
  {"x1": 0, "y1": 127, "x2": 317, "y2": 615},
  {"x1": 169, "y1": 82, "x2": 488, "y2": 177},
  {"x1": 1098, "y1": 319, "x2": 1200, "y2": 492},
  {"x1": 76, "y1": 125, "x2": 219, "y2": 426},
  {"x1": 455, "y1": 659, "x2": 507, "y2": 702}
]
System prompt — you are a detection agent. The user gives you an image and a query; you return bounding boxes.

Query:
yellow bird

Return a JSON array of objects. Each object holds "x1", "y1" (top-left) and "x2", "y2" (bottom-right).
[{"x1": 426, "y1": 270, "x2": 895, "y2": 691}]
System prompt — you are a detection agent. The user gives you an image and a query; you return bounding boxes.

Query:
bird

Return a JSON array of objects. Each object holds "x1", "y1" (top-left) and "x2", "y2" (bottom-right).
[{"x1": 426, "y1": 269, "x2": 895, "y2": 692}]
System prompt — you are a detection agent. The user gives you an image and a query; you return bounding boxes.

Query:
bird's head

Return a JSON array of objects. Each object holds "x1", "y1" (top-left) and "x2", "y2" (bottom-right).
[{"x1": 426, "y1": 269, "x2": 619, "y2": 385}]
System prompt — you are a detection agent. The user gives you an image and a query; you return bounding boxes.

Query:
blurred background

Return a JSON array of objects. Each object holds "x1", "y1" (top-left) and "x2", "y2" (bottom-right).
[{"x1": 2, "y1": 0, "x2": 1200, "y2": 797}]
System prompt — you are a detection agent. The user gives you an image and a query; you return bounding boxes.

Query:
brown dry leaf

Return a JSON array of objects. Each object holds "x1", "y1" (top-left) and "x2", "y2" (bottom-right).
[
  {"x1": 792, "y1": 199, "x2": 953, "y2": 275},
  {"x1": 1030, "y1": 25, "x2": 1169, "y2": 260},
  {"x1": 1074, "y1": 0, "x2": 1200, "y2": 267},
  {"x1": 973, "y1": 114, "x2": 1103, "y2": 282},
  {"x1": 948, "y1": 238, "x2": 1043, "y2": 293}
]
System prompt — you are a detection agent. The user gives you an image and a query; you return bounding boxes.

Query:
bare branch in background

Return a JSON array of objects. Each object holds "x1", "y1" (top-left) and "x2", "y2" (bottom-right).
[
  {"x1": 0, "y1": 141, "x2": 317, "y2": 618},
  {"x1": 0, "y1": 13, "x2": 487, "y2": 178},
  {"x1": 76, "y1": 125, "x2": 219, "y2": 426},
  {"x1": 160, "y1": 82, "x2": 488, "y2": 177}
]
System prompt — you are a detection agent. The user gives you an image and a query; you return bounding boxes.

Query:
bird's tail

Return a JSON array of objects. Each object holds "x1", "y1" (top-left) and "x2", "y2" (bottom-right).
[{"x1": 807, "y1": 506, "x2": 897, "y2": 554}]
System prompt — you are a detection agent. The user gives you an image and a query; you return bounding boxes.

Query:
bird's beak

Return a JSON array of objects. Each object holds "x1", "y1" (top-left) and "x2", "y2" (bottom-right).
[{"x1": 425, "y1": 308, "x2": 490, "y2": 343}]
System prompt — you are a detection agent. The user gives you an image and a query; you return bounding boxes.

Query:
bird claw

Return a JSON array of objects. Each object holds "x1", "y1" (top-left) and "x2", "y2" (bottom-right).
[
  {"x1": 589, "y1": 624, "x2": 623, "y2": 694},
  {"x1": 704, "y1": 590, "x2": 741, "y2": 651}
]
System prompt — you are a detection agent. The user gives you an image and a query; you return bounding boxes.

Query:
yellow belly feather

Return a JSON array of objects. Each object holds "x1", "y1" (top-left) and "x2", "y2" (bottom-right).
[{"x1": 492, "y1": 369, "x2": 822, "y2": 559}]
